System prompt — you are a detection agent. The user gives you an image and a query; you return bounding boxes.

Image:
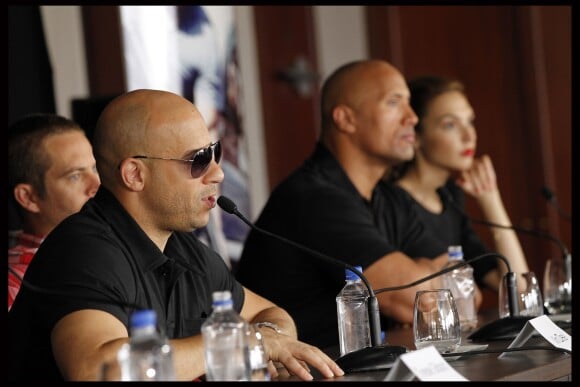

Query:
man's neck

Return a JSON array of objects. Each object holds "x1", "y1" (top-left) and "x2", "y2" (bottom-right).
[
  {"x1": 325, "y1": 141, "x2": 387, "y2": 201},
  {"x1": 21, "y1": 218, "x2": 50, "y2": 240}
]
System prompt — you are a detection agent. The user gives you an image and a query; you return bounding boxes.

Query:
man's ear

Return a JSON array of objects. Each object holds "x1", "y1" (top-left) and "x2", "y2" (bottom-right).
[
  {"x1": 332, "y1": 104, "x2": 357, "y2": 134},
  {"x1": 119, "y1": 158, "x2": 146, "y2": 192},
  {"x1": 13, "y1": 184, "x2": 41, "y2": 214}
]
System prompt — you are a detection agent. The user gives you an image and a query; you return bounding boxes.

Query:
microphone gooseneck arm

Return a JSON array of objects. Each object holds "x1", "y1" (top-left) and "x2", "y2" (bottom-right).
[
  {"x1": 440, "y1": 186, "x2": 572, "y2": 289},
  {"x1": 374, "y1": 252, "x2": 520, "y2": 318},
  {"x1": 217, "y1": 196, "x2": 383, "y2": 346},
  {"x1": 438, "y1": 186, "x2": 571, "y2": 260}
]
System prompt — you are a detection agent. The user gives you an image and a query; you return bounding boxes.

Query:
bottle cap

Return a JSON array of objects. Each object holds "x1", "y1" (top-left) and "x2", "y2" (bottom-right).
[
  {"x1": 345, "y1": 266, "x2": 363, "y2": 281},
  {"x1": 131, "y1": 309, "x2": 157, "y2": 329},
  {"x1": 212, "y1": 290, "x2": 233, "y2": 307},
  {"x1": 448, "y1": 245, "x2": 464, "y2": 261}
]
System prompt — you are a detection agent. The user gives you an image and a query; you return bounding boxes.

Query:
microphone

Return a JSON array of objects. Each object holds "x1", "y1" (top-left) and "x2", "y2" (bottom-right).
[
  {"x1": 437, "y1": 186, "x2": 571, "y2": 339},
  {"x1": 371, "y1": 252, "x2": 529, "y2": 342},
  {"x1": 217, "y1": 195, "x2": 406, "y2": 372},
  {"x1": 219, "y1": 197, "x2": 526, "y2": 362},
  {"x1": 438, "y1": 186, "x2": 571, "y2": 264},
  {"x1": 221, "y1": 195, "x2": 529, "y2": 348},
  {"x1": 541, "y1": 185, "x2": 571, "y2": 222}
]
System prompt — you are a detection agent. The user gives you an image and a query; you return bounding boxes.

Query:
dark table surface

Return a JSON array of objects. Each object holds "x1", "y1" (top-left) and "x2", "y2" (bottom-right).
[{"x1": 274, "y1": 311, "x2": 572, "y2": 381}]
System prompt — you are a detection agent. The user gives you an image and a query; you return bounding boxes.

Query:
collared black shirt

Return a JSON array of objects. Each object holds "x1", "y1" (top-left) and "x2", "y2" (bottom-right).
[
  {"x1": 8, "y1": 187, "x2": 243, "y2": 381},
  {"x1": 236, "y1": 142, "x2": 443, "y2": 349}
]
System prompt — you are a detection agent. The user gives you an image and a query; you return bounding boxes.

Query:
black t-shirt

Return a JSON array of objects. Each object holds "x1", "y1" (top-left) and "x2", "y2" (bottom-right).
[
  {"x1": 385, "y1": 181, "x2": 497, "y2": 285},
  {"x1": 8, "y1": 187, "x2": 244, "y2": 381},
  {"x1": 236, "y1": 142, "x2": 444, "y2": 349}
]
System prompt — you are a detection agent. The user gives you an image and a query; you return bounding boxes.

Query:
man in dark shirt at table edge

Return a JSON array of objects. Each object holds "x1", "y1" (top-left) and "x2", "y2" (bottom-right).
[
  {"x1": 236, "y1": 59, "x2": 485, "y2": 349},
  {"x1": 8, "y1": 89, "x2": 344, "y2": 381}
]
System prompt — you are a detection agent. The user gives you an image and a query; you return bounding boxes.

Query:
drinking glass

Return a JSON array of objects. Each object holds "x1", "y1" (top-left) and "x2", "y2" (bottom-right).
[
  {"x1": 413, "y1": 289, "x2": 461, "y2": 354},
  {"x1": 543, "y1": 259, "x2": 572, "y2": 315},
  {"x1": 498, "y1": 272, "x2": 544, "y2": 318},
  {"x1": 247, "y1": 324, "x2": 271, "y2": 381}
]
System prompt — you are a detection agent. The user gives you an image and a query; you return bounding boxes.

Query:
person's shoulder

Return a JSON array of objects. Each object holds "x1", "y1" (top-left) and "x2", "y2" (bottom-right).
[
  {"x1": 377, "y1": 180, "x2": 414, "y2": 204},
  {"x1": 46, "y1": 209, "x2": 114, "y2": 245},
  {"x1": 443, "y1": 180, "x2": 465, "y2": 202},
  {"x1": 265, "y1": 162, "x2": 345, "y2": 207},
  {"x1": 33, "y1": 206, "x2": 122, "y2": 271}
]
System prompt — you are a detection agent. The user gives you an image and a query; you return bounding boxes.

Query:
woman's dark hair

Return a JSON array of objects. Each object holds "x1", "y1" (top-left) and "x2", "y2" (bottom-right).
[{"x1": 387, "y1": 76, "x2": 465, "y2": 182}]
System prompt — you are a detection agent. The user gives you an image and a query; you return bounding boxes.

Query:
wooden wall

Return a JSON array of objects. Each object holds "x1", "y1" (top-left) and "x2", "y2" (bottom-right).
[{"x1": 366, "y1": 5, "x2": 571, "y2": 306}]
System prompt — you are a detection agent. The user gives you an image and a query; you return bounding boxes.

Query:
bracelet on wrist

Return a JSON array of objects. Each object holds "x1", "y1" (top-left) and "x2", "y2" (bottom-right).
[{"x1": 255, "y1": 321, "x2": 283, "y2": 334}]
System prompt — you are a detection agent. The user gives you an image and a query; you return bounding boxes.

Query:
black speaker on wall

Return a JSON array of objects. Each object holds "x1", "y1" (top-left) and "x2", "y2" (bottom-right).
[{"x1": 71, "y1": 95, "x2": 118, "y2": 142}]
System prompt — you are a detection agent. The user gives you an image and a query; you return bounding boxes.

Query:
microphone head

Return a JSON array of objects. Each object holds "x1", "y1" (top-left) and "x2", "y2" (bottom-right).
[
  {"x1": 217, "y1": 196, "x2": 237, "y2": 214},
  {"x1": 541, "y1": 186, "x2": 555, "y2": 201}
]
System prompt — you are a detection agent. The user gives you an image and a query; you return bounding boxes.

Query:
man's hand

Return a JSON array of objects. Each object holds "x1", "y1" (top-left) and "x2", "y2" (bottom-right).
[{"x1": 259, "y1": 329, "x2": 344, "y2": 381}]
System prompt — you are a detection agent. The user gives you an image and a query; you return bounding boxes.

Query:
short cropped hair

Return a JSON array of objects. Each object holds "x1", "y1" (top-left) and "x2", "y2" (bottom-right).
[
  {"x1": 319, "y1": 60, "x2": 366, "y2": 136},
  {"x1": 9, "y1": 113, "x2": 85, "y2": 197}
]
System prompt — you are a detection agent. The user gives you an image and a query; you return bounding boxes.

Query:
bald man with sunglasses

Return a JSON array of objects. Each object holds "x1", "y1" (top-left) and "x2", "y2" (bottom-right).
[{"x1": 8, "y1": 89, "x2": 344, "y2": 382}]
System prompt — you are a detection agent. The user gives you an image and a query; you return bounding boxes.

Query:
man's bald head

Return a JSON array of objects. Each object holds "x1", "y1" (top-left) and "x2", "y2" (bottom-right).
[
  {"x1": 319, "y1": 60, "x2": 400, "y2": 137},
  {"x1": 92, "y1": 89, "x2": 200, "y2": 187}
]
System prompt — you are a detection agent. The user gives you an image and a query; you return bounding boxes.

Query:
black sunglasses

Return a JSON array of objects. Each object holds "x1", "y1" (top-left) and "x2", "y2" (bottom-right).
[{"x1": 132, "y1": 141, "x2": 221, "y2": 178}]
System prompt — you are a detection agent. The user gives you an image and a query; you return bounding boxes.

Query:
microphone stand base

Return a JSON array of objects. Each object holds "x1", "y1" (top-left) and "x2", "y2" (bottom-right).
[
  {"x1": 467, "y1": 316, "x2": 533, "y2": 342},
  {"x1": 335, "y1": 345, "x2": 407, "y2": 373}
]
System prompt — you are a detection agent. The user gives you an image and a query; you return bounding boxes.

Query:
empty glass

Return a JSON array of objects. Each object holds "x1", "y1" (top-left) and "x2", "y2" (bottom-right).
[
  {"x1": 543, "y1": 259, "x2": 572, "y2": 315},
  {"x1": 413, "y1": 289, "x2": 461, "y2": 354},
  {"x1": 499, "y1": 272, "x2": 544, "y2": 318}
]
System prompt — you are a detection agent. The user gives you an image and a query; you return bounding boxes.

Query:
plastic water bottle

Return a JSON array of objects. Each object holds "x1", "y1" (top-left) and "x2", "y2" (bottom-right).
[
  {"x1": 443, "y1": 246, "x2": 478, "y2": 331},
  {"x1": 336, "y1": 266, "x2": 371, "y2": 356},
  {"x1": 201, "y1": 290, "x2": 252, "y2": 381},
  {"x1": 117, "y1": 309, "x2": 176, "y2": 381}
]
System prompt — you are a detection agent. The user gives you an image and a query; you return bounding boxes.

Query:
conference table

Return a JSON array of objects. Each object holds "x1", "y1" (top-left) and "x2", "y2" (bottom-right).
[{"x1": 274, "y1": 311, "x2": 572, "y2": 381}]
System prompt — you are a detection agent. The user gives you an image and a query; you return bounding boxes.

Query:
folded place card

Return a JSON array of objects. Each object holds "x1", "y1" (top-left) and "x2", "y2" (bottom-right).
[
  {"x1": 499, "y1": 314, "x2": 572, "y2": 358},
  {"x1": 384, "y1": 345, "x2": 468, "y2": 381}
]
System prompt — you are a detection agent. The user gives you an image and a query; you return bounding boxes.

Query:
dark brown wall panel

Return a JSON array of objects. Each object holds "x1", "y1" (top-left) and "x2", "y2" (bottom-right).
[
  {"x1": 536, "y1": 6, "x2": 571, "y2": 253},
  {"x1": 366, "y1": 5, "x2": 571, "y2": 302},
  {"x1": 82, "y1": 6, "x2": 126, "y2": 96},
  {"x1": 253, "y1": 6, "x2": 320, "y2": 190}
]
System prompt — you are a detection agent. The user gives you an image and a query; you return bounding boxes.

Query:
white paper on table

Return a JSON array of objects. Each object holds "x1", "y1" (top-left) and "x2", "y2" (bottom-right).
[
  {"x1": 499, "y1": 314, "x2": 571, "y2": 358},
  {"x1": 384, "y1": 345, "x2": 468, "y2": 381}
]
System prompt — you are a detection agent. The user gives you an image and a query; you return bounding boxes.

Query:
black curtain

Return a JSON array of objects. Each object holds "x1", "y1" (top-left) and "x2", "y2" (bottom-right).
[{"x1": 9, "y1": 6, "x2": 56, "y2": 125}]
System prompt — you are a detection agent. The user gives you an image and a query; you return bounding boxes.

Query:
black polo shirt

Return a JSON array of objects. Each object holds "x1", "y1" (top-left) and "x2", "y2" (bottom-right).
[
  {"x1": 236, "y1": 142, "x2": 442, "y2": 349},
  {"x1": 8, "y1": 187, "x2": 243, "y2": 381},
  {"x1": 383, "y1": 180, "x2": 497, "y2": 285}
]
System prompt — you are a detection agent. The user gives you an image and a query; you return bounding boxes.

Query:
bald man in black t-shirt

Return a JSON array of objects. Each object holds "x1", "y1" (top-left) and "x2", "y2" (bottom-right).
[{"x1": 236, "y1": 60, "x2": 484, "y2": 349}]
